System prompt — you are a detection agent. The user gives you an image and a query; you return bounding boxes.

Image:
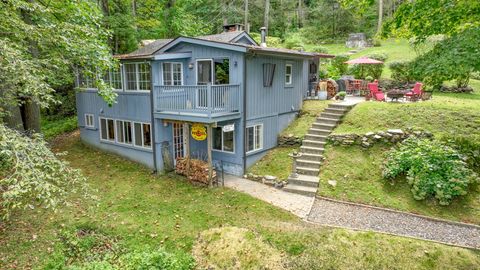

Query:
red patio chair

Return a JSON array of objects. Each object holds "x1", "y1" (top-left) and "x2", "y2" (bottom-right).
[
  {"x1": 368, "y1": 82, "x2": 385, "y2": 102},
  {"x1": 405, "y1": 82, "x2": 423, "y2": 101}
]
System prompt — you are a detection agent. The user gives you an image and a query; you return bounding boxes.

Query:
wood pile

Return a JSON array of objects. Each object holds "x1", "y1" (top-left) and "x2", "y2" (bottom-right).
[{"x1": 175, "y1": 158, "x2": 216, "y2": 185}]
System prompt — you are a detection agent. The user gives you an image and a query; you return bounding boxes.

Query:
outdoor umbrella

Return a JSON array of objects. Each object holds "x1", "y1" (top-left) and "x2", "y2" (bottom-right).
[{"x1": 344, "y1": 57, "x2": 384, "y2": 78}]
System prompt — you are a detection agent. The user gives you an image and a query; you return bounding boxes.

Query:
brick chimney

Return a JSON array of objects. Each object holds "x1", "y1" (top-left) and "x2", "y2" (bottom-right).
[{"x1": 223, "y1": 23, "x2": 245, "y2": 33}]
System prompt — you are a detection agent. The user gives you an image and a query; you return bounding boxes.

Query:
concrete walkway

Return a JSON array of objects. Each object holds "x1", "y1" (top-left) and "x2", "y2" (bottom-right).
[
  {"x1": 224, "y1": 174, "x2": 314, "y2": 219},
  {"x1": 308, "y1": 198, "x2": 480, "y2": 249}
]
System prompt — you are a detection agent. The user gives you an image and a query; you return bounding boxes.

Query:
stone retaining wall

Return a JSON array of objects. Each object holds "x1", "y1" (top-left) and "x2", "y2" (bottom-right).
[
  {"x1": 278, "y1": 134, "x2": 302, "y2": 147},
  {"x1": 328, "y1": 128, "x2": 433, "y2": 148}
]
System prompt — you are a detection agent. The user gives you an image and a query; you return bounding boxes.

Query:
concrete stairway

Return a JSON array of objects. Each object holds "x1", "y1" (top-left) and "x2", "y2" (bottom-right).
[{"x1": 283, "y1": 103, "x2": 354, "y2": 196}]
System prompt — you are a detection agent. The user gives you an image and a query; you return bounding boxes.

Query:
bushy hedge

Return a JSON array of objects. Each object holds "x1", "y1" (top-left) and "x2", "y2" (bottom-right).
[
  {"x1": 327, "y1": 54, "x2": 349, "y2": 79},
  {"x1": 389, "y1": 61, "x2": 416, "y2": 82},
  {"x1": 383, "y1": 138, "x2": 478, "y2": 205}
]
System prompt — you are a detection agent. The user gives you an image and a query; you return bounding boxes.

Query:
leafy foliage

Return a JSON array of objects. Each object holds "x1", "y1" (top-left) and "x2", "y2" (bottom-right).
[
  {"x1": 0, "y1": 125, "x2": 92, "y2": 219},
  {"x1": 383, "y1": 138, "x2": 478, "y2": 205},
  {"x1": 0, "y1": 0, "x2": 117, "y2": 113},
  {"x1": 328, "y1": 54, "x2": 349, "y2": 79},
  {"x1": 383, "y1": 0, "x2": 480, "y2": 42},
  {"x1": 388, "y1": 61, "x2": 415, "y2": 83},
  {"x1": 409, "y1": 27, "x2": 480, "y2": 89}
]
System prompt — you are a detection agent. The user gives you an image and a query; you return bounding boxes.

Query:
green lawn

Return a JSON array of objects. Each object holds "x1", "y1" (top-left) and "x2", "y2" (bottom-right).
[
  {"x1": 281, "y1": 100, "x2": 331, "y2": 138},
  {"x1": 334, "y1": 89, "x2": 480, "y2": 141},
  {"x1": 311, "y1": 39, "x2": 417, "y2": 78},
  {"x1": 2, "y1": 133, "x2": 479, "y2": 269}
]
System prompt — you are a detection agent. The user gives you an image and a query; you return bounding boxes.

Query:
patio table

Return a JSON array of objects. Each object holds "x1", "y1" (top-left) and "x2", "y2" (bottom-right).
[{"x1": 387, "y1": 89, "x2": 409, "y2": 102}]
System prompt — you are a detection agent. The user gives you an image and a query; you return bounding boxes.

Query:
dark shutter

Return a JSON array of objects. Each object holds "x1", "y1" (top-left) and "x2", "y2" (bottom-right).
[{"x1": 263, "y1": 63, "x2": 276, "y2": 87}]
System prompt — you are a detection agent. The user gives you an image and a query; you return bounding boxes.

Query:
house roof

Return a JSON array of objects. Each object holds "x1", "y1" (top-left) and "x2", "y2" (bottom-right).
[{"x1": 114, "y1": 31, "x2": 334, "y2": 60}]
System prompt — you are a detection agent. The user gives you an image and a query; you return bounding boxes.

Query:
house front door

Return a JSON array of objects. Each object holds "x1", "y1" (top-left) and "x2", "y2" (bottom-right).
[{"x1": 173, "y1": 123, "x2": 186, "y2": 163}]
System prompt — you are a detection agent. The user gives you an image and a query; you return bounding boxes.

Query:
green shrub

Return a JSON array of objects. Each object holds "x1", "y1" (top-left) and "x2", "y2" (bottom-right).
[
  {"x1": 330, "y1": 54, "x2": 349, "y2": 77},
  {"x1": 383, "y1": 138, "x2": 478, "y2": 205},
  {"x1": 284, "y1": 34, "x2": 304, "y2": 49},
  {"x1": 118, "y1": 249, "x2": 194, "y2": 270},
  {"x1": 445, "y1": 136, "x2": 480, "y2": 174},
  {"x1": 389, "y1": 61, "x2": 415, "y2": 82}
]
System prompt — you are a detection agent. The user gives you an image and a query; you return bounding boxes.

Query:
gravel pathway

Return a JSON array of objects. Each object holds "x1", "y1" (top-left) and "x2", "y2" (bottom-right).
[{"x1": 308, "y1": 198, "x2": 480, "y2": 249}]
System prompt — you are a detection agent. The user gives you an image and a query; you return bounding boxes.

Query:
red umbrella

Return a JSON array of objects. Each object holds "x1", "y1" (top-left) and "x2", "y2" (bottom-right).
[
  {"x1": 344, "y1": 57, "x2": 384, "y2": 64},
  {"x1": 344, "y1": 57, "x2": 384, "y2": 78}
]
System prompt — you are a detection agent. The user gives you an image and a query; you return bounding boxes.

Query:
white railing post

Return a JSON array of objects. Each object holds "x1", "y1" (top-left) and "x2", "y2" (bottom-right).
[{"x1": 207, "y1": 83, "x2": 212, "y2": 117}]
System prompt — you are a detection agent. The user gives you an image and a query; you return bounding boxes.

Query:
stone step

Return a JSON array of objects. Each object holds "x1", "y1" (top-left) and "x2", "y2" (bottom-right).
[
  {"x1": 296, "y1": 159, "x2": 322, "y2": 168},
  {"x1": 312, "y1": 122, "x2": 336, "y2": 130},
  {"x1": 299, "y1": 152, "x2": 324, "y2": 161},
  {"x1": 304, "y1": 134, "x2": 328, "y2": 141},
  {"x1": 300, "y1": 145, "x2": 325, "y2": 154},
  {"x1": 316, "y1": 117, "x2": 340, "y2": 125},
  {"x1": 297, "y1": 166, "x2": 319, "y2": 176},
  {"x1": 324, "y1": 107, "x2": 349, "y2": 114},
  {"x1": 283, "y1": 183, "x2": 317, "y2": 197},
  {"x1": 308, "y1": 128, "x2": 331, "y2": 136},
  {"x1": 320, "y1": 112, "x2": 344, "y2": 119},
  {"x1": 288, "y1": 174, "x2": 319, "y2": 187},
  {"x1": 328, "y1": 103, "x2": 354, "y2": 110},
  {"x1": 302, "y1": 140, "x2": 326, "y2": 148}
]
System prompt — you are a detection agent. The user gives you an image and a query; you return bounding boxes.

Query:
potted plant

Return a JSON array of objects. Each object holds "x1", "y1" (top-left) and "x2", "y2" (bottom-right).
[{"x1": 335, "y1": 92, "x2": 346, "y2": 100}]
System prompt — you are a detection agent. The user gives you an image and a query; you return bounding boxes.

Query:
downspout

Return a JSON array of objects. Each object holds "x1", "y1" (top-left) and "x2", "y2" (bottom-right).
[
  {"x1": 149, "y1": 60, "x2": 158, "y2": 173},
  {"x1": 242, "y1": 53, "x2": 248, "y2": 174}
]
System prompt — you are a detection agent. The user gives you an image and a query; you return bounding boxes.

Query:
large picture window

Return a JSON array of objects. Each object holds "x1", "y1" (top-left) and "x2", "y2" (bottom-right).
[
  {"x1": 213, "y1": 127, "x2": 234, "y2": 153},
  {"x1": 246, "y1": 124, "x2": 263, "y2": 153},
  {"x1": 78, "y1": 72, "x2": 95, "y2": 89},
  {"x1": 162, "y1": 62, "x2": 183, "y2": 86},
  {"x1": 124, "y1": 63, "x2": 151, "y2": 91}
]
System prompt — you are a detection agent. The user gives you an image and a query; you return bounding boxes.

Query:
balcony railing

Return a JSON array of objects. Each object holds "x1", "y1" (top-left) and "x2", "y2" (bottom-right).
[{"x1": 154, "y1": 84, "x2": 241, "y2": 117}]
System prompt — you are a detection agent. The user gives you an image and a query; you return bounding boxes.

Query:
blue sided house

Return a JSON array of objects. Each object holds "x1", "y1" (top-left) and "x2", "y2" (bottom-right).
[{"x1": 75, "y1": 24, "x2": 333, "y2": 176}]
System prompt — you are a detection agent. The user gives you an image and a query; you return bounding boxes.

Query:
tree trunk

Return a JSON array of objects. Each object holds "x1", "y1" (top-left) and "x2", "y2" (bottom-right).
[
  {"x1": 21, "y1": 0, "x2": 41, "y2": 133},
  {"x1": 377, "y1": 0, "x2": 383, "y2": 34},
  {"x1": 298, "y1": 0, "x2": 303, "y2": 28},
  {"x1": 22, "y1": 99, "x2": 41, "y2": 133},
  {"x1": 264, "y1": 0, "x2": 270, "y2": 35},
  {"x1": 244, "y1": 0, "x2": 249, "y2": 32}
]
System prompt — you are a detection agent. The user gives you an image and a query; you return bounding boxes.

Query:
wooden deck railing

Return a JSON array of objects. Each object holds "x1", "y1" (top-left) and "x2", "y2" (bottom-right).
[{"x1": 153, "y1": 84, "x2": 241, "y2": 117}]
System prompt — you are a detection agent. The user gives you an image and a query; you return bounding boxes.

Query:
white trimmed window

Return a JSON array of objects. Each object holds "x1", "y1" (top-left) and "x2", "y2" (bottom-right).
[
  {"x1": 104, "y1": 68, "x2": 123, "y2": 90},
  {"x1": 124, "y1": 63, "x2": 151, "y2": 91},
  {"x1": 162, "y1": 62, "x2": 183, "y2": 86},
  {"x1": 246, "y1": 124, "x2": 263, "y2": 153},
  {"x1": 99, "y1": 117, "x2": 115, "y2": 142},
  {"x1": 213, "y1": 127, "x2": 234, "y2": 153},
  {"x1": 78, "y1": 72, "x2": 95, "y2": 89},
  {"x1": 115, "y1": 120, "x2": 133, "y2": 145},
  {"x1": 134, "y1": 122, "x2": 152, "y2": 148},
  {"x1": 84, "y1": 114, "x2": 94, "y2": 128},
  {"x1": 285, "y1": 64, "x2": 293, "y2": 85}
]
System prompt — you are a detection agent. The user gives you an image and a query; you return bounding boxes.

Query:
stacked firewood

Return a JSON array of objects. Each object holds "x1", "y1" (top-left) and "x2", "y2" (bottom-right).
[{"x1": 175, "y1": 158, "x2": 216, "y2": 185}]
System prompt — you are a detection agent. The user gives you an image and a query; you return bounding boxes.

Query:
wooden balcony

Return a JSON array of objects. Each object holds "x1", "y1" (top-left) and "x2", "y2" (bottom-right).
[{"x1": 153, "y1": 84, "x2": 241, "y2": 123}]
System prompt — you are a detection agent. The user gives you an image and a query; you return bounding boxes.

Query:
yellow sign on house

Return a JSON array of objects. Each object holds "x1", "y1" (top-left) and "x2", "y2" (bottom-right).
[{"x1": 191, "y1": 123, "x2": 207, "y2": 141}]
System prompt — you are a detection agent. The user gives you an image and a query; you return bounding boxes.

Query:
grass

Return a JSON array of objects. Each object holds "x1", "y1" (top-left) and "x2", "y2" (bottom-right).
[
  {"x1": 333, "y1": 90, "x2": 480, "y2": 141},
  {"x1": 247, "y1": 146, "x2": 296, "y2": 180},
  {"x1": 41, "y1": 115, "x2": 77, "y2": 140},
  {"x1": 318, "y1": 145, "x2": 480, "y2": 225},
  {"x1": 2, "y1": 133, "x2": 479, "y2": 269},
  {"x1": 281, "y1": 100, "x2": 330, "y2": 138},
  {"x1": 308, "y1": 39, "x2": 416, "y2": 78}
]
